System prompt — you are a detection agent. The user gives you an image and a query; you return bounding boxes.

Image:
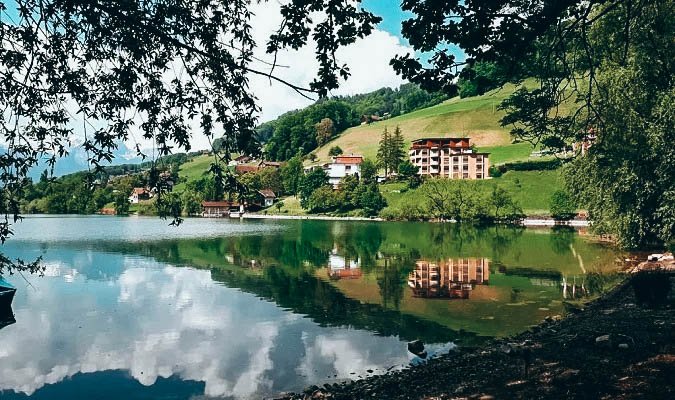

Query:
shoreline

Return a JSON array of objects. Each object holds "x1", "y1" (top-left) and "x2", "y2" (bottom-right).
[
  {"x1": 276, "y1": 273, "x2": 674, "y2": 399},
  {"x1": 241, "y1": 213, "x2": 591, "y2": 227}
]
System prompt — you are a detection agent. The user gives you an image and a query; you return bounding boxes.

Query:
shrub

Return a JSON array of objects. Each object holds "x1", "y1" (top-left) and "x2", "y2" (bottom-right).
[
  {"x1": 328, "y1": 146, "x2": 343, "y2": 157},
  {"x1": 549, "y1": 190, "x2": 577, "y2": 220}
]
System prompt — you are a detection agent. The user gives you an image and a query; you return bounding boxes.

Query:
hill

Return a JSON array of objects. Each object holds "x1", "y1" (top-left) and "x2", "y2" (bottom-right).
[{"x1": 311, "y1": 81, "x2": 538, "y2": 166}]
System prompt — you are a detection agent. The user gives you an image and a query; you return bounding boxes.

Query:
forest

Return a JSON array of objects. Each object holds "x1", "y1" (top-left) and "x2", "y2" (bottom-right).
[{"x1": 262, "y1": 83, "x2": 447, "y2": 161}]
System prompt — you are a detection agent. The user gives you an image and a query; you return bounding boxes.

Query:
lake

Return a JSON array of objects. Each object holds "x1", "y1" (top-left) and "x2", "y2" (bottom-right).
[{"x1": 0, "y1": 216, "x2": 623, "y2": 399}]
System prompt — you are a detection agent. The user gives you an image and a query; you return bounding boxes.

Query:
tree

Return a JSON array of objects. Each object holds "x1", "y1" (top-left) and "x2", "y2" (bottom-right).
[
  {"x1": 376, "y1": 127, "x2": 391, "y2": 176},
  {"x1": 0, "y1": 0, "x2": 381, "y2": 274},
  {"x1": 307, "y1": 186, "x2": 339, "y2": 213},
  {"x1": 315, "y1": 118, "x2": 336, "y2": 146},
  {"x1": 390, "y1": 126, "x2": 406, "y2": 172},
  {"x1": 391, "y1": 0, "x2": 673, "y2": 247},
  {"x1": 357, "y1": 183, "x2": 386, "y2": 216},
  {"x1": 549, "y1": 190, "x2": 577, "y2": 221},
  {"x1": 299, "y1": 168, "x2": 329, "y2": 209},
  {"x1": 397, "y1": 161, "x2": 421, "y2": 188},
  {"x1": 359, "y1": 159, "x2": 378, "y2": 185},
  {"x1": 281, "y1": 154, "x2": 304, "y2": 196},
  {"x1": 328, "y1": 146, "x2": 344, "y2": 157},
  {"x1": 275, "y1": 201, "x2": 284, "y2": 213},
  {"x1": 181, "y1": 190, "x2": 203, "y2": 216},
  {"x1": 114, "y1": 192, "x2": 130, "y2": 216}
]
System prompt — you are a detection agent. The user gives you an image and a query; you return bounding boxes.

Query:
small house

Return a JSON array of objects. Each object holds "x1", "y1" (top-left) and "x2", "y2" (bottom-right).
[
  {"x1": 324, "y1": 155, "x2": 363, "y2": 187},
  {"x1": 257, "y1": 189, "x2": 276, "y2": 208},
  {"x1": 128, "y1": 188, "x2": 151, "y2": 204}
]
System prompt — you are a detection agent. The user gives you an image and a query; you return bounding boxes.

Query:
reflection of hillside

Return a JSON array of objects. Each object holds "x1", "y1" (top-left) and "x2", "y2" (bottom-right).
[
  {"x1": 408, "y1": 259, "x2": 490, "y2": 299},
  {"x1": 210, "y1": 266, "x2": 481, "y2": 345}
]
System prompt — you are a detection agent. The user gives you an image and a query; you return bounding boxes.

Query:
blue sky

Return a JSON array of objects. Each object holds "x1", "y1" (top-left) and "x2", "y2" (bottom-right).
[{"x1": 361, "y1": 0, "x2": 465, "y2": 63}]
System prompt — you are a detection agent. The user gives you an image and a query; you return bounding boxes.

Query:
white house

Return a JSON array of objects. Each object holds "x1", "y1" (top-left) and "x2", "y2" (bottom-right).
[
  {"x1": 324, "y1": 155, "x2": 363, "y2": 187},
  {"x1": 128, "y1": 187, "x2": 150, "y2": 204}
]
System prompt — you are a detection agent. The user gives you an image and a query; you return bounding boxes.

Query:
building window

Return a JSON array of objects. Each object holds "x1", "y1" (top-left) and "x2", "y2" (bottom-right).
[
  {"x1": 463, "y1": 173, "x2": 469, "y2": 179},
  {"x1": 345, "y1": 165, "x2": 351, "y2": 171},
  {"x1": 463, "y1": 156, "x2": 469, "y2": 162},
  {"x1": 463, "y1": 165, "x2": 469, "y2": 171},
  {"x1": 453, "y1": 165, "x2": 459, "y2": 171},
  {"x1": 477, "y1": 174, "x2": 483, "y2": 179},
  {"x1": 453, "y1": 156, "x2": 459, "y2": 163}
]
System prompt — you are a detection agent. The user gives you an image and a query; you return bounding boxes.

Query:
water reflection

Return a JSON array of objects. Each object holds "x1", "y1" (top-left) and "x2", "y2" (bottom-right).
[
  {"x1": 0, "y1": 252, "x2": 411, "y2": 399},
  {"x1": 408, "y1": 258, "x2": 490, "y2": 299},
  {"x1": 327, "y1": 247, "x2": 362, "y2": 280},
  {"x1": 0, "y1": 217, "x2": 626, "y2": 399}
]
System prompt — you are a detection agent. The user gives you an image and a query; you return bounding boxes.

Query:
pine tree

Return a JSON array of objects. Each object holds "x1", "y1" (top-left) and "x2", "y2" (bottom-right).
[
  {"x1": 391, "y1": 126, "x2": 406, "y2": 172},
  {"x1": 377, "y1": 127, "x2": 390, "y2": 177}
]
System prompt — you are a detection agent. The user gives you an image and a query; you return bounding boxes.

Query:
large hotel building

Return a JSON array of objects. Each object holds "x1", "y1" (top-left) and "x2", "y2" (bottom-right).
[{"x1": 409, "y1": 137, "x2": 489, "y2": 179}]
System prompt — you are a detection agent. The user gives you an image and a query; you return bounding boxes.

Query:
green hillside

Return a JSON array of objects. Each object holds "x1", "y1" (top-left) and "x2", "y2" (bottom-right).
[{"x1": 312, "y1": 81, "x2": 538, "y2": 165}]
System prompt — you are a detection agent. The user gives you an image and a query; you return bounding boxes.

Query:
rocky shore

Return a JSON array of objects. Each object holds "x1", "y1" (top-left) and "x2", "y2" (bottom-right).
[{"x1": 277, "y1": 273, "x2": 674, "y2": 400}]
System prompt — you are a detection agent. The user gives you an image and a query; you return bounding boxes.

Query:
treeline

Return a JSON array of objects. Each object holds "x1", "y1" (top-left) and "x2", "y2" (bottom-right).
[
  {"x1": 19, "y1": 170, "x2": 145, "y2": 214},
  {"x1": 381, "y1": 179, "x2": 525, "y2": 223},
  {"x1": 262, "y1": 83, "x2": 447, "y2": 161}
]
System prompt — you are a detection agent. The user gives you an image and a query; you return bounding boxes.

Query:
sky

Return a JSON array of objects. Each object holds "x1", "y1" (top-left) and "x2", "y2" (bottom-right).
[{"x1": 4, "y1": 1, "x2": 467, "y2": 173}]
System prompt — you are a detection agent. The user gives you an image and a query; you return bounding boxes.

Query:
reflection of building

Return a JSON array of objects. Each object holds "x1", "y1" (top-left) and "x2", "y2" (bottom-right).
[
  {"x1": 409, "y1": 138, "x2": 489, "y2": 179},
  {"x1": 407, "y1": 258, "x2": 490, "y2": 298},
  {"x1": 327, "y1": 252, "x2": 361, "y2": 280}
]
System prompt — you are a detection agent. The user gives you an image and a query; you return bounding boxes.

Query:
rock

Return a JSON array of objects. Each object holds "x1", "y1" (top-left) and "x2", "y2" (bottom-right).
[
  {"x1": 407, "y1": 340, "x2": 426, "y2": 357},
  {"x1": 595, "y1": 334, "x2": 612, "y2": 347},
  {"x1": 618, "y1": 343, "x2": 630, "y2": 349},
  {"x1": 553, "y1": 369, "x2": 580, "y2": 385}
]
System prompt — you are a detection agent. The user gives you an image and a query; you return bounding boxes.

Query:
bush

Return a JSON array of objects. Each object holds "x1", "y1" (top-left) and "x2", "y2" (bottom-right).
[
  {"x1": 497, "y1": 159, "x2": 562, "y2": 173},
  {"x1": 328, "y1": 146, "x2": 343, "y2": 157},
  {"x1": 549, "y1": 190, "x2": 576, "y2": 220}
]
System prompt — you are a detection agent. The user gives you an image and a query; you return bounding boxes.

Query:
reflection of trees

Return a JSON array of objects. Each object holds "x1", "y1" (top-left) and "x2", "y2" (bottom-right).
[
  {"x1": 376, "y1": 258, "x2": 405, "y2": 310},
  {"x1": 549, "y1": 226, "x2": 576, "y2": 255},
  {"x1": 333, "y1": 223, "x2": 383, "y2": 272}
]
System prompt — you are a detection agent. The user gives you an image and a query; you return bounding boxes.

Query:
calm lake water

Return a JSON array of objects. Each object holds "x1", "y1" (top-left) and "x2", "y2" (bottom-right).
[{"x1": 0, "y1": 216, "x2": 623, "y2": 399}]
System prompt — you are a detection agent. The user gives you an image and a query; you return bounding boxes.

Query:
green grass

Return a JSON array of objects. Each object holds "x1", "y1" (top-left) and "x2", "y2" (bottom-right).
[
  {"x1": 174, "y1": 154, "x2": 220, "y2": 191},
  {"x1": 478, "y1": 142, "x2": 535, "y2": 165},
  {"x1": 264, "y1": 196, "x2": 307, "y2": 215},
  {"x1": 382, "y1": 169, "x2": 563, "y2": 215},
  {"x1": 311, "y1": 80, "x2": 539, "y2": 165}
]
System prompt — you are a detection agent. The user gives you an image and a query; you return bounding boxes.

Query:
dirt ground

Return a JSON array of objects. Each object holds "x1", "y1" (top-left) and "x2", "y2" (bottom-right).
[{"x1": 276, "y1": 273, "x2": 674, "y2": 400}]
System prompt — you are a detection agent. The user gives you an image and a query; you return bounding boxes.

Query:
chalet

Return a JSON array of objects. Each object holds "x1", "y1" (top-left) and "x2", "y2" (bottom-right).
[
  {"x1": 128, "y1": 188, "x2": 151, "y2": 204},
  {"x1": 324, "y1": 155, "x2": 363, "y2": 187},
  {"x1": 409, "y1": 137, "x2": 489, "y2": 180},
  {"x1": 257, "y1": 189, "x2": 276, "y2": 208},
  {"x1": 201, "y1": 201, "x2": 242, "y2": 217}
]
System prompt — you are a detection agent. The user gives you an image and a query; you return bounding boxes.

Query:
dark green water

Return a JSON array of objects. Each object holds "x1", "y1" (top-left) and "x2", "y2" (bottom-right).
[{"x1": 0, "y1": 216, "x2": 622, "y2": 399}]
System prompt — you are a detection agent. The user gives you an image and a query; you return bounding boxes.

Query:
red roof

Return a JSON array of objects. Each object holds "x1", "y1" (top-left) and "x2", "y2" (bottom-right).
[
  {"x1": 235, "y1": 165, "x2": 260, "y2": 174},
  {"x1": 131, "y1": 187, "x2": 149, "y2": 195},
  {"x1": 334, "y1": 155, "x2": 363, "y2": 165}
]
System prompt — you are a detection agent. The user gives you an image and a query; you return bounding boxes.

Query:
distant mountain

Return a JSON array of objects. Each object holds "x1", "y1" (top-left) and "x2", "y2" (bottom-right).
[{"x1": 27, "y1": 142, "x2": 144, "y2": 181}]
